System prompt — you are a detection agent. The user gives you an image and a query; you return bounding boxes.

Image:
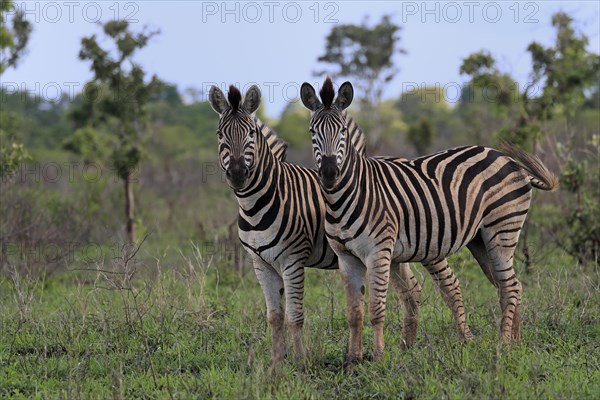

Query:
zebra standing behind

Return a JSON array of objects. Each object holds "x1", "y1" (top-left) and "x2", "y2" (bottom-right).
[
  {"x1": 208, "y1": 84, "x2": 423, "y2": 364},
  {"x1": 300, "y1": 77, "x2": 558, "y2": 369}
]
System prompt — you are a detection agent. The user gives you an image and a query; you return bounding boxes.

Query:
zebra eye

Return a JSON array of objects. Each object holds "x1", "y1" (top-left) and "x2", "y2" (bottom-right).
[
  {"x1": 309, "y1": 128, "x2": 316, "y2": 134},
  {"x1": 217, "y1": 130, "x2": 223, "y2": 140},
  {"x1": 341, "y1": 126, "x2": 347, "y2": 133}
]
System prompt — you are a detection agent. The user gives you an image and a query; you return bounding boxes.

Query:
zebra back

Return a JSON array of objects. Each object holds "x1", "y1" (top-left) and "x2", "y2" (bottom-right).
[{"x1": 255, "y1": 116, "x2": 288, "y2": 162}]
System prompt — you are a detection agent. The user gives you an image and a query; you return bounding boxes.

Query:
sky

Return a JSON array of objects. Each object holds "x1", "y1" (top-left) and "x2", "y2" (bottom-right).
[{"x1": 2, "y1": 1, "x2": 599, "y2": 118}]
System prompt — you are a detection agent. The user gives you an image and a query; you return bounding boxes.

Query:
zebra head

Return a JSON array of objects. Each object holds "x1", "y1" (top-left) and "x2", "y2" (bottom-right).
[
  {"x1": 300, "y1": 77, "x2": 354, "y2": 190},
  {"x1": 209, "y1": 85, "x2": 262, "y2": 191}
]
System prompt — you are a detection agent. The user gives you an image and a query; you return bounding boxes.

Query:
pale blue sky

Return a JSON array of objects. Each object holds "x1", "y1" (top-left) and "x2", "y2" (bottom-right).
[{"x1": 2, "y1": 1, "x2": 599, "y2": 118}]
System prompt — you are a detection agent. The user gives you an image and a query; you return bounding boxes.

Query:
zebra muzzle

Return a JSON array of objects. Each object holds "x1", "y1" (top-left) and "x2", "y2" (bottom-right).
[
  {"x1": 226, "y1": 157, "x2": 249, "y2": 190},
  {"x1": 319, "y1": 156, "x2": 339, "y2": 189}
]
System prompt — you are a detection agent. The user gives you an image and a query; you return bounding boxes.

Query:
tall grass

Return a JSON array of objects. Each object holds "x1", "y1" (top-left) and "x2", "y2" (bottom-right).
[{"x1": 1, "y1": 245, "x2": 599, "y2": 399}]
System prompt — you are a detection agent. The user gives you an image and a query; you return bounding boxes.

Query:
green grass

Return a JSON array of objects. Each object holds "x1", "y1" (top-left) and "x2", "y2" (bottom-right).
[{"x1": 1, "y1": 247, "x2": 599, "y2": 399}]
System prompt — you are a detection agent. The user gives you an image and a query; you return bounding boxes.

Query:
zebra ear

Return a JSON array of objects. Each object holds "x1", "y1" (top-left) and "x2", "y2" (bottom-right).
[
  {"x1": 300, "y1": 82, "x2": 322, "y2": 112},
  {"x1": 334, "y1": 81, "x2": 354, "y2": 110},
  {"x1": 209, "y1": 86, "x2": 229, "y2": 115},
  {"x1": 243, "y1": 85, "x2": 261, "y2": 115}
]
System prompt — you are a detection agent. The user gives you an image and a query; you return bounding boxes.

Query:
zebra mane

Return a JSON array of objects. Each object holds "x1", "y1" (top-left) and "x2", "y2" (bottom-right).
[
  {"x1": 228, "y1": 85, "x2": 242, "y2": 112},
  {"x1": 254, "y1": 116, "x2": 288, "y2": 162},
  {"x1": 319, "y1": 77, "x2": 335, "y2": 108}
]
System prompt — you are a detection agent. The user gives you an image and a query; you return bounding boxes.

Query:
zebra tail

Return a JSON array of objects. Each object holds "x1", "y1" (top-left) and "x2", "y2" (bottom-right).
[{"x1": 500, "y1": 142, "x2": 559, "y2": 192}]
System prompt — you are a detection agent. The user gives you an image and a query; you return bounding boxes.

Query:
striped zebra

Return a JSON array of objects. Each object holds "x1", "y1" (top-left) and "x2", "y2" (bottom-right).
[
  {"x1": 255, "y1": 116, "x2": 288, "y2": 162},
  {"x1": 208, "y1": 84, "x2": 423, "y2": 364},
  {"x1": 300, "y1": 77, "x2": 558, "y2": 368}
]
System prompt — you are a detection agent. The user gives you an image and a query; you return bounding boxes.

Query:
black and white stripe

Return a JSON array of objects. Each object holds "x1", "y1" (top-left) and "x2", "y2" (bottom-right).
[
  {"x1": 209, "y1": 84, "x2": 419, "y2": 364},
  {"x1": 301, "y1": 78, "x2": 558, "y2": 367}
]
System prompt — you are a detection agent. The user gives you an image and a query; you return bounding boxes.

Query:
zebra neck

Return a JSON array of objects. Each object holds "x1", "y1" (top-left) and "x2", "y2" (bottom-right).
[
  {"x1": 324, "y1": 143, "x2": 363, "y2": 206},
  {"x1": 233, "y1": 134, "x2": 281, "y2": 210}
]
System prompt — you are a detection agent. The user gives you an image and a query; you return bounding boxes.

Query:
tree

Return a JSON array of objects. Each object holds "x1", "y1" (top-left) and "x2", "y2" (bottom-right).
[
  {"x1": 69, "y1": 20, "x2": 161, "y2": 245},
  {"x1": 459, "y1": 13, "x2": 600, "y2": 269},
  {"x1": 315, "y1": 15, "x2": 404, "y2": 149},
  {"x1": 366, "y1": 99, "x2": 406, "y2": 151},
  {"x1": 489, "y1": 12, "x2": 600, "y2": 152},
  {"x1": 524, "y1": 13, "x2": 599, "y2": 133},
  {"x1": 558, "y1": 135, "x2": 600, "y2": 264},
  {"x1": 0, "y1": 113, "x2": 29, "y2": 178},
  {"x1": 461, "y1": 15, "x2": 598, "y2": 151},
  {"x1": 459, "y1": 51, "x2": 521, "y2": 145},
  {"x1": 396, "y1": 85, "x2": 466, "y2": 151},
  {"x1": 0, "y1": 0, "x2": 32, "y2": 178},
  {"x1": 0, "y1": 0, "x2": 31, "y2": 74}
]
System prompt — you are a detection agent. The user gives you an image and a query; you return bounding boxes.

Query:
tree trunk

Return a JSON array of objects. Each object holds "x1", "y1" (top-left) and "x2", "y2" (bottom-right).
[{"x1": 124, "y1": 176, "x2": 135, "y2": 245}]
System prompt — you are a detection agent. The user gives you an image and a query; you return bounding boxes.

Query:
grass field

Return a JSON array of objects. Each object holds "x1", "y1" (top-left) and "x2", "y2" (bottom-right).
[{"x1": 1, "y1": 245, "x2": 599, "y2": 399}]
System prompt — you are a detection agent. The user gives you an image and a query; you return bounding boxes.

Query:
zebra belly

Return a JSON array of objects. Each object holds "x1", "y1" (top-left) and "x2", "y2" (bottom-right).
[
  {"x1": 390, "y1": 218, "x2": 483, "y2": 264},
  {"x1": 239, "y1": 229, "x2": 336, "y2": 271}
]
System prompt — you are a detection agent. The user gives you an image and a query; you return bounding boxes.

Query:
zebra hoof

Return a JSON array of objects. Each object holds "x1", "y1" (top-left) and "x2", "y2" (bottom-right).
[
  {"x1": 400, "y1": 338, "x2": 414, "y2": 350},
  {"x1": 459, "y1": 326, "x2": 475, "y2": 341},
  {"x1": 268, "y1": 352, "x2": 288, "y2": 367},
  {"x1": 343, "y1": 355, "x2": 362, "y2": 372}
]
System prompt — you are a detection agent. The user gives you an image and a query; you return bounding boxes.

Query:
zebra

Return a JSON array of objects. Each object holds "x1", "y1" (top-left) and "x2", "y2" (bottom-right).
[
  {"x1": 255, "y1": 116, "x2": 288, "y2": 162},
  {"x1": 208, "y1": 84, "x2": 423, "y2": 364},
  {"x1": 300, "y1": 77, "x2": 558, "y2": 368}
]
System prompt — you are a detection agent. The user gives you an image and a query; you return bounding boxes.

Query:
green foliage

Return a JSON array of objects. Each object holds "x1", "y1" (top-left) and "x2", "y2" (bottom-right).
[
  {"x1": 73, "y1": 20, "x2": 161, "y2": 176},
  {"x1": 316, "y1": 15, "x2": 404, "y2": 147},
  {"x1": 0, "y1": 170, "x2": 119, "y2": 277},
  {"x1": 62, "y1": 126, "x2": 113, "y2": 163},
  {"x1": 0, "y1": 0, "x2": 32, "y2": 74},
  {"x1": 459, "y1": 16, "x2": 598, "y2": 272},
  {"x1": 149, "y1": 98, "x2": 221, "y2": 151},
  {"x1": 460, "y1": 14, "x2": 599, "y2": 151},
  {"x1": 0, "y1": 112, "x2": 30, "y2": 178},
  {"x1": 0, "y1": 140, "x2": 30, "y2": 178},
  {"x1": 316, "y1": 15, "x2": 402, "y2": 89},
  {"x1": 406, "y1": 117, "x2": 433, "y2": 155},
  {"x1": 1, "y1": 88, "x2": 72, "y2": 148},
  {"x1": 371, "y1": 99, "x2": 407, "y2": 146},
  {"x1": 274, "y1": 102, "x2": 311, "y2": 148},
  {"x1": 0, "y1": 0, "x2": 32, "y2": 176},
  {"x1": 495, "y1": 115, "x2": 539, "y2": 150},
  {"x1": 527, "y1": 13, "x2": 600, "y2": 121},
  {"x1": 70, "y1": 20, "x2": 162, "y2": 243},
  {"x1": 459, "y1": 51, "x2": 496, "y2": 76},
  {"x1": 109, "y1": 145, "x2": 141, "y2": 180},
  {"x1": 459, "y1": 51, "x2": 523, "y2": 145},
  {"x1": 396, "y1": 86, "x2": 466, "y2": 151},
  {"x1": 558, "y1": 135, "x2": 600, "y2": 264},
  {"x1": 397, "y1": 85, "x2": 450, "y2": 123}
]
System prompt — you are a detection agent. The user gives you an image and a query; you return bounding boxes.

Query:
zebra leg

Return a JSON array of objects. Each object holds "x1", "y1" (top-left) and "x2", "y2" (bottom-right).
[
  {"x1": 282, "y1": 262, "x2": 306, "y2": 360},
  {"x1": 469, "y1": 233, "x2": 523, "y2": 341},
  {"x1": 423, "y1": 259, "x2": 474, "y2": 340},
  {"x1": 467, "y1": 232, "x2": 498, "y2": 288},
  {"x1": 337, "y1": 251, "x2": 366, "y2": 370},
  {"x1": 479, "y1": 229, "x2": 523, "y2": 342},
  {"x1": 366, "y1": 248, "x2": 393, "y2": 362},
  {"x1": 253, "y1": 260, "x2": 286, "y2": 364},
  {"x1": 390, "y1": 262, "x2": 421, "y2": 349}
]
